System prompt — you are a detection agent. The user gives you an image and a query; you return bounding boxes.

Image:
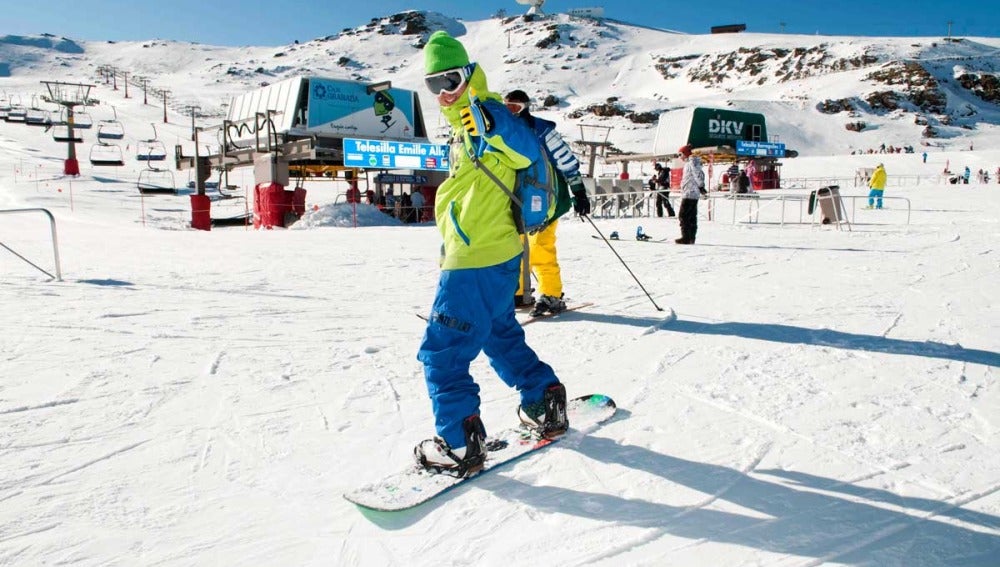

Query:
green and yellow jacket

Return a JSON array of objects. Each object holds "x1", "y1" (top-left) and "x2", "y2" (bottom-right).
[{"x1": 435, "y1": 64, "x2": 542, "y2": 270}]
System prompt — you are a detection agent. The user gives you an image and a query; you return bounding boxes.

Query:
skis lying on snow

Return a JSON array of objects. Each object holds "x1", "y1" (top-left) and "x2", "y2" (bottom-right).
[
  {"x1": 344, "y1": 394, "x2": 617, "y2": 512},
  {"x1": 592, "y1": 235, "x2": 671, "y2": 243}
]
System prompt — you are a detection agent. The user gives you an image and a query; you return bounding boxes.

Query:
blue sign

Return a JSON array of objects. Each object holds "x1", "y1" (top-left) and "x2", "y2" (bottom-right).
[
  {"x1": 737, "y1": 140, "x2": 786, "y2": 157},
  {"x1": 343, "y1": 138, "x2": 450, "y2": 171},
  {"x1": 375, "y1": 173, "x2": 429, "y2": 184}
]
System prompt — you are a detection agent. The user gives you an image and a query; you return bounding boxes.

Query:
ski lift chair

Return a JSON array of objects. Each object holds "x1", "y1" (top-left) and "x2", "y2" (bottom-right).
[
  {"x1": 73, "y1": 110, "x2": 93, "y2": 129},
  {"x1": 6, "y1": 105, "x2": 27, "y2": 123},
  {"x1": 595, "y1": 178, "x2": 615, "y2": 217},
  {"x1": 5, "y1": 94, "x2": 26, "y2": 122},
  {"x1": 25, "y1": 109, "x2": 52, "y2": 127},
  {"x1": 626, "y1": 179, "x2": 647, "y2": 216},
  {"x1": 610, "y1": 181, "x2": 630, "y2": 218},
  {"x1": 136, "y1": 123, "x2": 167, "y2": 161},
  {"x1": 97, "y1": 121, "x2": 125, "y2": 140},
  {"x1": 52, "y1": 123, "x2": 83, "y2": 143},
  {"x1": 212, "y1": 168, "x2": 244, "y2": 200},
  {"x1": 136, "y1": 140, "x2": 167, "y2": 161},
  {"x1": 137, "y1": 165, "x2": 176, "y2": 194},
  {"x1": 89, "y1": 142, "x2": 125, "y2": 167},
  {"x1": 97, "y1": 106, "x2": 126, "y2": 140}
]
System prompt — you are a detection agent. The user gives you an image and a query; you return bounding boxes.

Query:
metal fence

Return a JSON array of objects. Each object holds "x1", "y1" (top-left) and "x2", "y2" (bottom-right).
[{"x1": 0, "y1": 208, "x2": 62, "y2": 280}]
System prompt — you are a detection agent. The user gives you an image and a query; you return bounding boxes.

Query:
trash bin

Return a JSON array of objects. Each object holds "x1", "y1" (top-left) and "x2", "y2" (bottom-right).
[{"x1": 815, "y1": 185, "x2": 845, "y2": 225}]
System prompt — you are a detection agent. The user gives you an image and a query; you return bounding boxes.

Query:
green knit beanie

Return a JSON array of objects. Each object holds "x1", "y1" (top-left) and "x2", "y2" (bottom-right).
[{"x1": 424, "y1": 31, "x2": 470, "y2": 75}]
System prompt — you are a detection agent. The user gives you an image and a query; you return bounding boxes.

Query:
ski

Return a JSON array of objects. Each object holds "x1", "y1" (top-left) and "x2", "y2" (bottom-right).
[
  {"x1": 521, "y1": 302, "x2": 594, "y2": 326},
  {"x1": 344, "y1": 394, "x2": 617, "y2": 512},
  {"x1": 592, "y1": 235, "x2": 671, "y2": 243},
  {"x1": 416, "y1": 302, "x2": 593, "y2": 325}
]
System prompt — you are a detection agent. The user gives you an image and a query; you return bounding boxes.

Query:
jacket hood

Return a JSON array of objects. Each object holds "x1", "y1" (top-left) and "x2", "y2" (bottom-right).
[{"x1": 440, "y1": 63, "x2": 503, "y2": 130}]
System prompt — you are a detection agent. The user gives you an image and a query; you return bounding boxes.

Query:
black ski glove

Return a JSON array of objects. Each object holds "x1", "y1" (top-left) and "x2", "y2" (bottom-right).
[{"x1": 570, "y1": 180, "x2": 590, "y2": 216}]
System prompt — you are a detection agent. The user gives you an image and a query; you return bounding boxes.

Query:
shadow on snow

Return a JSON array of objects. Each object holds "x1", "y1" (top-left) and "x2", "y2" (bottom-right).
[{"x1": 497, "y1": 436, "x2": 1000, "y2": 565}]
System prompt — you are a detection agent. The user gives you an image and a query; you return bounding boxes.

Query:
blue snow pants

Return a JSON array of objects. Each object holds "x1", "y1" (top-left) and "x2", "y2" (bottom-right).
[
  {"x1": 868, "y1": 189, "x2": 884, "y2": 209},
  {"x1": 417, "y1": 254, "x2": 559, "y2": 449}
]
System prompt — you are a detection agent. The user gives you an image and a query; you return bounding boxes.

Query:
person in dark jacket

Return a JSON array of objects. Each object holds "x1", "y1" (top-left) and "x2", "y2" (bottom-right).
[
  {"x1": 737, "y1": 169, "x2": 751, "y2": 194},
  {"x1": 653, "y1": 162, "x2": 675, "y2": 218}
]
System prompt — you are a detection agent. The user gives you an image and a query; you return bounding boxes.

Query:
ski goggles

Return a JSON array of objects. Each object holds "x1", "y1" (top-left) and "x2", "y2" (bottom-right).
[
  {"x1": 504, "y1": 101, "x2": 527, "y2": 114},
  {"x1": 424, "y1": 67, "x2": 470, "y2": 95}
]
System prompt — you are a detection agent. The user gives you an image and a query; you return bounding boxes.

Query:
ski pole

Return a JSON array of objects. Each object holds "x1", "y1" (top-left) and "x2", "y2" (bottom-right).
[{"x1": 582, "y1": 214, "x2": 664, "y2": 312}]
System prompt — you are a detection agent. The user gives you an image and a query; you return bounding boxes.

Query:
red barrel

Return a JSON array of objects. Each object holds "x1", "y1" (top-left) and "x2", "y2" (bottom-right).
[
  {"x1": 254, "y1": 183, "x2": 288, "y2": 228},
  {"x1": 190, "y1": 194, "x2": 212, "y2": 231}
]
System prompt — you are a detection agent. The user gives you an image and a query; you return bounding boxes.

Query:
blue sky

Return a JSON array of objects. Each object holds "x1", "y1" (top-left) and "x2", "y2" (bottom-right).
[{"x1": 2, "y1": 0, "x2": 994, "y2": 46}]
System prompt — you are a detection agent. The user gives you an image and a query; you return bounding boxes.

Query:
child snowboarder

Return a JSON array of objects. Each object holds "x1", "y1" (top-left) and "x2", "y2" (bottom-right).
[{"x1": 414, "y1": 31, "x2": 568, "y2": 477}]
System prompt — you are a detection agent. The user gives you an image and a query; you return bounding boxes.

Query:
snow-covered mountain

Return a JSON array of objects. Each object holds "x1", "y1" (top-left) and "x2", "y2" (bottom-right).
[{"x1": 2, "y1": 11, "x2": 999, "y2": 157}]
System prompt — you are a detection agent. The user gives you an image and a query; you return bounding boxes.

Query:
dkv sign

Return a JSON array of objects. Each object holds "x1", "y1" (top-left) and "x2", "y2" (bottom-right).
[{"x1": 708, "y1": 119, "x2": 744, "y2": 137}]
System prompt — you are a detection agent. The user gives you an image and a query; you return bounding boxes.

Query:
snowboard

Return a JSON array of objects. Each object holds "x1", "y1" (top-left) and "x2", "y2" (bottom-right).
[
  {"x1": 344, "y1": 394, "x2": 617, "y2": 512},
  {"x1": 520, "y1": 302, "x2": 595, "y2": 326}
]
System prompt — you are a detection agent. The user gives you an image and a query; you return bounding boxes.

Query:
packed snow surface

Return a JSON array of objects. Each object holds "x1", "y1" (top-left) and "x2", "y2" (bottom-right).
[{"x1": 1, "y1": 11, "x2": 999, "y2": 567}]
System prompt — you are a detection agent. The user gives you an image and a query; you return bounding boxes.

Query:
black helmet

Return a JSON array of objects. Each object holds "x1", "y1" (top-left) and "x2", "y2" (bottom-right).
[{"x1": 504, "y1": 89, "x2": 530, "y2": 104}]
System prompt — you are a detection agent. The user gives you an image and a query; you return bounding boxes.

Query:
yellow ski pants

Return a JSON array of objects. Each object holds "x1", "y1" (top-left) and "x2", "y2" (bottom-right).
[{"x1": 517, "y1": 220, "x2": 562, "y2": 298}]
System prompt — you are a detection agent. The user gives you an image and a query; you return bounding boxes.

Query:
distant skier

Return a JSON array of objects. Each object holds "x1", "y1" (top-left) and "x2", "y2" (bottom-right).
[
  {"x1": 675, "y1": 145, "x2": 705, "y2": 244},
  {"x1": 963, "y1": 166, "x2": 971, "y2": 184},
  {"x1": 867, "y1": 163, "x2": 887, "y2": 209},
  {"x1": 413, "y1": 31, "x2": 568, "y2": 477},
  {"x1": 738, "y1": 169, "x2": 751, "y2": 194},
  {"x1": 653, "y1": 162, "x2": 675, "y2": 217},
  {"x1": 726, "y1": 162, "x2": 739, "y2": 194},
  {"x1": 922, "y1": 151, "x2": 928, "y2": 163},
  {"x1": 410, "y1": 188, "x2": 426, "y2": 221},
  {"x1": 502, "y1": 88, "x2": 591, "y2": 318}
]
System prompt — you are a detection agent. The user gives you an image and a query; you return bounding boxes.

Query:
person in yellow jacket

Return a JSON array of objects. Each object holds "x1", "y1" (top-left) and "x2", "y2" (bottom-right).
[
  {"x1": 503, "y1": 89, "x2": 591, "y2": 317},
  {"x1": 413, "y1": 31, "x2": 568, "y2": 477},
  {"x1": 867, "y1": 163, "x2": 887, "y2": 209}
]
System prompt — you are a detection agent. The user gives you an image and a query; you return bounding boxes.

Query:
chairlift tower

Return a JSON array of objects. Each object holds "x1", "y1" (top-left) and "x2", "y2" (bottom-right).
[
  {"x1": 41, "y1": 80, "x2": 97, "y2": 176},
  {"x1": 515, "y1": 0, "x2": 546, "y2": 16},
  {"x1": 575, "y1": 124, "x2": 613, "y2": 178}
]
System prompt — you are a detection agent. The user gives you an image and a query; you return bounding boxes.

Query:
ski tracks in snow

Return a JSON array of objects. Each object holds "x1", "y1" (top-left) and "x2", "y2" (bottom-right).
[{"x1": 577, "y1": 442, "x2": 776, "y2": 564}]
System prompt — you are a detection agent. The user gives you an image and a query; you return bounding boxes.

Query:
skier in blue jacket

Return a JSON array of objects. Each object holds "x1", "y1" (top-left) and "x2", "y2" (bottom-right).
[{"x1": 503, "y1": 89, "x2": 591, "y2": 317}]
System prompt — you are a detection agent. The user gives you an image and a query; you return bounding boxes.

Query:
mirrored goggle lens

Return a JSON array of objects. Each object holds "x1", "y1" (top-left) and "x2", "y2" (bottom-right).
[
  {"x1": 425, "y1": 70, "x2": 465, "y2": 95},
  {"x1": 505, "y1": 102, "x2": 526, "y2": 114}
]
